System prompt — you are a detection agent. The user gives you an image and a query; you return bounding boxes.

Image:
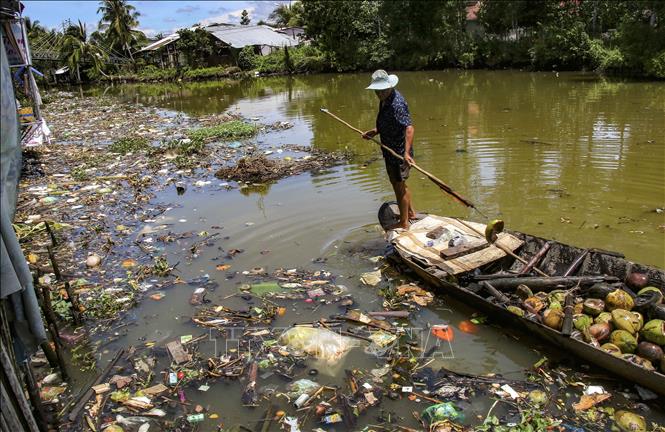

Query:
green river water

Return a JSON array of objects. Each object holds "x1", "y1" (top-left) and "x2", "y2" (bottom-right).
[
  {"x1": 101, "y1": 70, "x2": 665, "y2": 268},
  {"x1": 83, "y1": 71, "x2": 664, "y2": 430}
]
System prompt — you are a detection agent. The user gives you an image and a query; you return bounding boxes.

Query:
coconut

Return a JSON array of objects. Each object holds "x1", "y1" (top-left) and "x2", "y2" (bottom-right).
[
  {"x1": 507, "y1": 306, "x2": 524, "y2": 317},
  {"x1": 600, "y1": 343, "x2": 622, "y2": 357},
  {"x1": 595, "y1": 312, "x2": 613, "y2": 325},
  {"x1": 573, "y1": 314, "x2": 593, "y2": 331},
  {"x1": 637, "y1": 341, "x2": 663, "y2": 362},
  {"x1": 586, "y1": 282, "x2": 615, "y2": 299},
  {"x1": 609, "y1": 330, "x2": 637, "y2": 353},
  {"x1": 588, "y1": 322, "x2": 611, "y2": 342},
  {"x1": 573, "y1": 302, "x2": 584, "y2": 314},
  {"x1": 515, "y1": 284, "x2": 533, "y2": 300},
  {"x1": 549, "y1": 290, "x2": 567, "y2": 305},
  {"x1": 622, "y1": 354, "x2": 655, "y2": 371},
  {"x1": 636, "y1": 286, "x2": 663, "y2": 304},
  {"x1": 641, "y1": 319, "x2": 665, "y2": 345},
  {"x1": 583, "y1": 298, "x2": 605, "y2": 316},
  {"x1": 633, "y1": 289, "x2": 662, "y2": 314},
  {"x1": 625, "y1": 273, "x2": 649, "y2": 290},
  {"x1": 524, "y1": 296, "x2": 545, "y2": 313},
  {"x1": 611, "y1": 309, "x2": 642, "y2": 334},
  {"x1": 86, "y1": 254, "x2": 101, "y2": 268},
  {"x1": 543, "y1": 308, "x2": 564, "y2": 331},
  {"x1": 650, "y1": 304, "x2": 665, "y2": 320},
  {"x1": 605, "y1": 289, "x2": 634, "y2": 312},
  {"x1": 632, "y1": 312, "x2": 644, "y2": 332},
  {"x1": 614, "y1": 410, "x2": 646, "y2": 432},
  {"x1": 549, "y1": 300, "x2": 562, "y2": 311},
  {"x1": 534, "y1": 291, "x2": 549, "y2": 302}
]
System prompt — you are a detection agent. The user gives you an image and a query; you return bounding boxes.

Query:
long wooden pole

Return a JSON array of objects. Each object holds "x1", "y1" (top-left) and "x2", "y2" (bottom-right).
[{"x1": 320, "y1": 108, "x2": 486, "y2": 217}]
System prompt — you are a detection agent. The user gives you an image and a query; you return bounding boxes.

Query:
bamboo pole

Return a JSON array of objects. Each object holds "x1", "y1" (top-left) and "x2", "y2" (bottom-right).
[{"x1": 320, "y1": 108, "x2": 485, "y2": 217}]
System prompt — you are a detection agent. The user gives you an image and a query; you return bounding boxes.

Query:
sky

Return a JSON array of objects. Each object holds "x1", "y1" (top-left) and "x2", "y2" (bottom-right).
[{"x1": 23, "y1": 1, "x2": 291, "y2": 37}]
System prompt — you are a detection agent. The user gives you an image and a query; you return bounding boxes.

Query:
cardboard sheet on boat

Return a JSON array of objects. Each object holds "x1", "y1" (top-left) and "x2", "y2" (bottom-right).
[{"x1": 388, "y1": 216, "x2": 523, "y2": 275}]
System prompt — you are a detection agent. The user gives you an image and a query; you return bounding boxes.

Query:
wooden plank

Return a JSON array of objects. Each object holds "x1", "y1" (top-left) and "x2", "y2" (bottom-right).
[
  {"x1": 92, "y1": 383, "x2": 111, "y2": 394},
  {"x1": 392, "y1": 217, "x2": 523, "y2": 275},
  {"x1": 142, "y1": 383, "x2": 168, "y2": 396},
  {"x1": 440, "y1": 238, "x2": 489, "y2": 259},
  {"x1": 166, "y1": 341, "x2": 190, "y2": 365},
  {"x1": 343, "y1": 310, "x2": 392, "y2": 331}
]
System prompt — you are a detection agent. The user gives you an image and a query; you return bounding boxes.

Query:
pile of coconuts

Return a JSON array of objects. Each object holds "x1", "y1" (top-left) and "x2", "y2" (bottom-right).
[{"x1": 506, "y1": 272, "x2": 665, "y2": 374}]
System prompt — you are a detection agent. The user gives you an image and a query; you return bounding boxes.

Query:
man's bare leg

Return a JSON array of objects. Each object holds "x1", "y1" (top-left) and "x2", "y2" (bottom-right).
[
  {"x1": 387, "y1": 181, "x2": 410, "y2": 230},
  {"x1": 408, "y1": 197, "x2": 416, "y2": 220}
]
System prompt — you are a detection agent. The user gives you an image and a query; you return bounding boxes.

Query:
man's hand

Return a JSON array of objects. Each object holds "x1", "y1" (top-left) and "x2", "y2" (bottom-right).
[
  {"x1": 404, "y1": 154, "x2": 415, "y2": 166},
  {"x1": 362, "y1": 129, "x2": 378, "y2": 140}
]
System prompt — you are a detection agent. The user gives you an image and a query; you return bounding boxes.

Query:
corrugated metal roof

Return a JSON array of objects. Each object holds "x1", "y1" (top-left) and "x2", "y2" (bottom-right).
[
  {"x1": 206, "y1": 24, "x2": 299, "y2": 48},
  {"x1": 138, "y1": 33, "x2": 180, "y2": 52}
]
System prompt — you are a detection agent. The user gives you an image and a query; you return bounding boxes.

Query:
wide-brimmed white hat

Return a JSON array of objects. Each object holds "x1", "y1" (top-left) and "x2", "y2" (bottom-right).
[{"x1": 366, "y1": 69, "x2": 399, "y2": 90}]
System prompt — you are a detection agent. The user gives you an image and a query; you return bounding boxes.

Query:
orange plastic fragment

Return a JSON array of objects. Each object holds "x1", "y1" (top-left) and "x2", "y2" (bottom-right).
[
  {"x1": 431, "y1": 324, "x2": 455, "y2": 342},
  {"x1": 458, "y1": 320, "x2": 479, "y2": 334}
]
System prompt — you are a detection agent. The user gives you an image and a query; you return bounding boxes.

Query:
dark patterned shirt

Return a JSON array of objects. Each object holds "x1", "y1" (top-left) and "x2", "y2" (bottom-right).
[{"x1": 376, "y1": 89, "x2": 413, "y2": 164}]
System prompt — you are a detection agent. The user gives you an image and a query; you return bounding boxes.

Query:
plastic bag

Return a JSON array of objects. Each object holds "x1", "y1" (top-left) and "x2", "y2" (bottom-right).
[
  {"x1": 279, "y1": 327, "x2": 360, "y2": 362},
  {"x1": 286, "y1": 379, "x2": 321, "y2": 398},
  {"x1": 421, "y1": 402, "x2": 465, "y2": 424}
]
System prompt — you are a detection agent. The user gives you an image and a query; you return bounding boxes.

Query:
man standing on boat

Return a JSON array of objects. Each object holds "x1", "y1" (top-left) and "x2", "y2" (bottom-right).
[{"x1": 362, "y1": 70, "x2": 416, "y2": 230}]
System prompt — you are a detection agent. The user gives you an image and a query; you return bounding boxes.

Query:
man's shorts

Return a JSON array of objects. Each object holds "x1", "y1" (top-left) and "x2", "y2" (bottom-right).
[{"x1": 384, "y1": 158, "x2": 410, "y2": 183}]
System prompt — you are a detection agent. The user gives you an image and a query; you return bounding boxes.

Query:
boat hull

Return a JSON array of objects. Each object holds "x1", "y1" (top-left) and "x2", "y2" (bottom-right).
[{"x1": 390, "y1": 230, "x2": 665, "y2": 396}]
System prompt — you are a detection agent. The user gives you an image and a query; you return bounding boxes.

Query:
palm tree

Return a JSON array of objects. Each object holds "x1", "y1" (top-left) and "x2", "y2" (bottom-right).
[
  {"x1": 268, "y1": 1, "x2": 304, "y2": 27},
  {"x1": 25, "y1": 17, "x2": 47, "y2": 38},
  {"x1": 97, "y1": 0, "x2": 144, "y2": 60},
  {"x1": 24, "y1": 16, "x2": 53, "y2": 49},
  {"x1": 62, "y1": 20, "x2": 107, "y2": 82}
]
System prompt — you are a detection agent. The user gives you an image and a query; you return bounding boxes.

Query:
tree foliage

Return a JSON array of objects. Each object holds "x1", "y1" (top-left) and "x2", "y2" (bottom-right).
[
  {"x1": 268, "y1": 1, "x2": 304, "y2": 27},
  {"x1": 240, "y1": 9, "x2": 251, "y2": 26},
  {"x1": 298, "y1": 0, "x2": 665, "y2": 77},
  {"x1": 97, "y1": 0, "x2": 145, "y2": 58},
  {"x1": 175, "y1": 28, "x2": 217, "y2": 68},
  {"x1": 302, "y1": 0, "x2": 389, "y2": 71}
]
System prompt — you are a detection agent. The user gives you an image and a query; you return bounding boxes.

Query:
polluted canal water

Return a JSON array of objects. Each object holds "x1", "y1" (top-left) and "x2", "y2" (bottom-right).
[{"x1": 25, "y1": 70, "x2": 665, "y2": 431}]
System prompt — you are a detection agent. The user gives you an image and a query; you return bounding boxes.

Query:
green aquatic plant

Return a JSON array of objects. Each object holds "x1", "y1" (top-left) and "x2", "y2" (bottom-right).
[
  {"x1": 108, "y1": 136, "x2": 150, "y2": 154},
  {"x1": 163, "y1": 137, "x2": 205, "y2": 156},
  {"x1": 477, "y1": 406, "x2": 562, "y2": 432},
  {"x1": 84, "y1": 290, "x2": 135, "y2": 319},
  {"x1": 152, "y1": 256, "x2": 172, "y2": 276}
]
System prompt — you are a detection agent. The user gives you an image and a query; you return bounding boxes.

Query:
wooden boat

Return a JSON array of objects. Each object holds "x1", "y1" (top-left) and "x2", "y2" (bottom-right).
[{"x1": 379, "y1": 202, "x2": 665, "y2": 395}]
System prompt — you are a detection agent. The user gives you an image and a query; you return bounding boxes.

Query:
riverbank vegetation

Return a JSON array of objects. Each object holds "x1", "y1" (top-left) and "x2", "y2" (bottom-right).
[
  {"x1": 301, "y1": 0, "x2": 665, "y2": 78},
  {"x1": 27, "y1": 0, "x2": 665, "y2": 85}
]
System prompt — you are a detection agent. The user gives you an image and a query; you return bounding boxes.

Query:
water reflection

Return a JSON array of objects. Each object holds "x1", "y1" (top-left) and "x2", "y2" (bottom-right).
[{"x1": 87, "y1": 71, "x2": 664, "y2": 266}]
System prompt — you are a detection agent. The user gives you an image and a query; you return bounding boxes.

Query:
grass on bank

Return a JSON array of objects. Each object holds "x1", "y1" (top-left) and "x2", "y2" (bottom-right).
[
  {"x1": 105, "y1": 65, "x2": 245, "y2": 83},
  {"x1": 186, "y1": 120, "x2": 258, "y2": 141}
]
